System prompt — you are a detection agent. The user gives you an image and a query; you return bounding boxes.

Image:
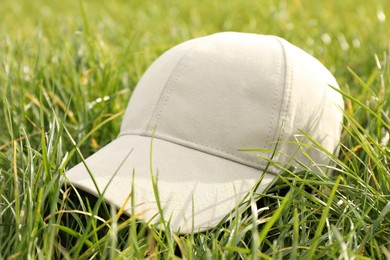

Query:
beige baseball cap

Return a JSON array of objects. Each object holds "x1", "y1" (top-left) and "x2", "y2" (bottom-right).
[{"x1": 66, "y1": 32, "x2": 344, "y2": 233}]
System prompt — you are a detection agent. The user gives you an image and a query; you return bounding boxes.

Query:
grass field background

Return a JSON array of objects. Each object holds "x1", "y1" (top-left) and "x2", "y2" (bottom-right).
[{"x1": 0, "y1": 0, "x2": 389, "y2": 258}]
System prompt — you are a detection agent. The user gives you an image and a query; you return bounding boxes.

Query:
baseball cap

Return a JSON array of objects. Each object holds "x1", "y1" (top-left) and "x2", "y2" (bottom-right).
[{"x1": 65, "y1": 32, "x2": 344, "y2": 233}]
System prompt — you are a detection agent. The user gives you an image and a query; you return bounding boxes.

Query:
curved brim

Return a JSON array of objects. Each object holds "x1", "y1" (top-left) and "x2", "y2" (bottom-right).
[{"x1": 65, "y1": 135, "x2": 276, "y2": 233}]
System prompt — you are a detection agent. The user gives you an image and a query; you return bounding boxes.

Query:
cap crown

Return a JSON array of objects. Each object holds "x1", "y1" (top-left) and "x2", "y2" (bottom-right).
[{"x1": 120, "y1": 32, "x2": 344, "y2": 173}]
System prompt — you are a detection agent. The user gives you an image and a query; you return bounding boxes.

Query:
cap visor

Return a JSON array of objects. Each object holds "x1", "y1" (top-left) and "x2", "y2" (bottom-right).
[{"x1": 65, "y1": 134, "x2": 276, "y2": 233}]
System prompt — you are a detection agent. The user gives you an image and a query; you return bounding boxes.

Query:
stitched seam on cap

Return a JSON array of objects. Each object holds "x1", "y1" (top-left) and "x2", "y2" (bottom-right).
[
  {"x1": 145, "y1": 43, "x2": 199, "y2": 133},
  {"x1": 117, "y1": 131, "x2": 280, "y2": 174},
  {"x1": 282, "y1": 40, "x2": 293, "y2": 142},
  {"x1": 149, "y1": 39, "x2": 265, "y2": 168},
  {"x1": 120, "y1": 36, "x2": 281, "y2": 172},
  {"x1": 151, "y1": 43, "x2": 199, "y2": 130},
  {"x1": 271, "y1": 37, "x2": 292, "y2": 144},
  {"x1": 168, "y1": 133, "x2": 260, "y2": 166},
  {"x1": 119, "y1": 35, "x2": 286, "y2": 174},
  {"x1": 120, "y1": 44, "x2": 260, "y2": 168},
  {"x1": 119, "y1": 130, "x2": 275, "y2": 171},
  {"x1": 265, "y1": 36, "x2": 283, "y2": 150}
]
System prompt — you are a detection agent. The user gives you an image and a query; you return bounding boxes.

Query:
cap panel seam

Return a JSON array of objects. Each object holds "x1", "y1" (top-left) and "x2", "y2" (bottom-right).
[
  {"x1": 265, "y1": 36, "x2": 283, "y2": 149},
  {"x1": 148, "y1": 43, "x2": 255, "y2": 166},
  {"x1": 118, "y1": 131, "x2": 280, "y2": 175},
  {"x1": 271, "y1": 37, "x2": 293, "y2": 144},
  {"x1": 121, "y1": 36, "x2": 285, "y2": 174},
  {"x1": 160, "y1": 133, "x2": 259, "y2": 166},
  {"x1": 149, "y1": 43, "x2": 200, "y2": 131},
  {"x1": 145, "y1": 42, "x2": 199, "y2": 133},
  {"x1": 155, "y1": 36, "x2": 283, "y2": 170}
]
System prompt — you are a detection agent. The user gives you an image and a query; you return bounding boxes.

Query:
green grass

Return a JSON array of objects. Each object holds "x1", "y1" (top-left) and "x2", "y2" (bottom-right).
[{"x1": 1, "y1": 0, "x2": 390, "y2": 258}]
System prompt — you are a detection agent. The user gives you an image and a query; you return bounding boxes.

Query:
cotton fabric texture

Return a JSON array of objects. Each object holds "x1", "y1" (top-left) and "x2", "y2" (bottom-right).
[{"x1": 66, "y1": 32, "x2": 344, "y2": 233}]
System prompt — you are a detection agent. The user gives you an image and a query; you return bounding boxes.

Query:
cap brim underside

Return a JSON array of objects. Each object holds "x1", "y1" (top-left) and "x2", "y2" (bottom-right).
[{"x1": 65, "y1": 134, "x2": 276, "y2": 233}]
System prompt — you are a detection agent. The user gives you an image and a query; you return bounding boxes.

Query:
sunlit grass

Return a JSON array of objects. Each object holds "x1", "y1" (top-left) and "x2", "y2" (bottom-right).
[{"x1": 0, "y1": 0, "x2": 389, "y2": 258}]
